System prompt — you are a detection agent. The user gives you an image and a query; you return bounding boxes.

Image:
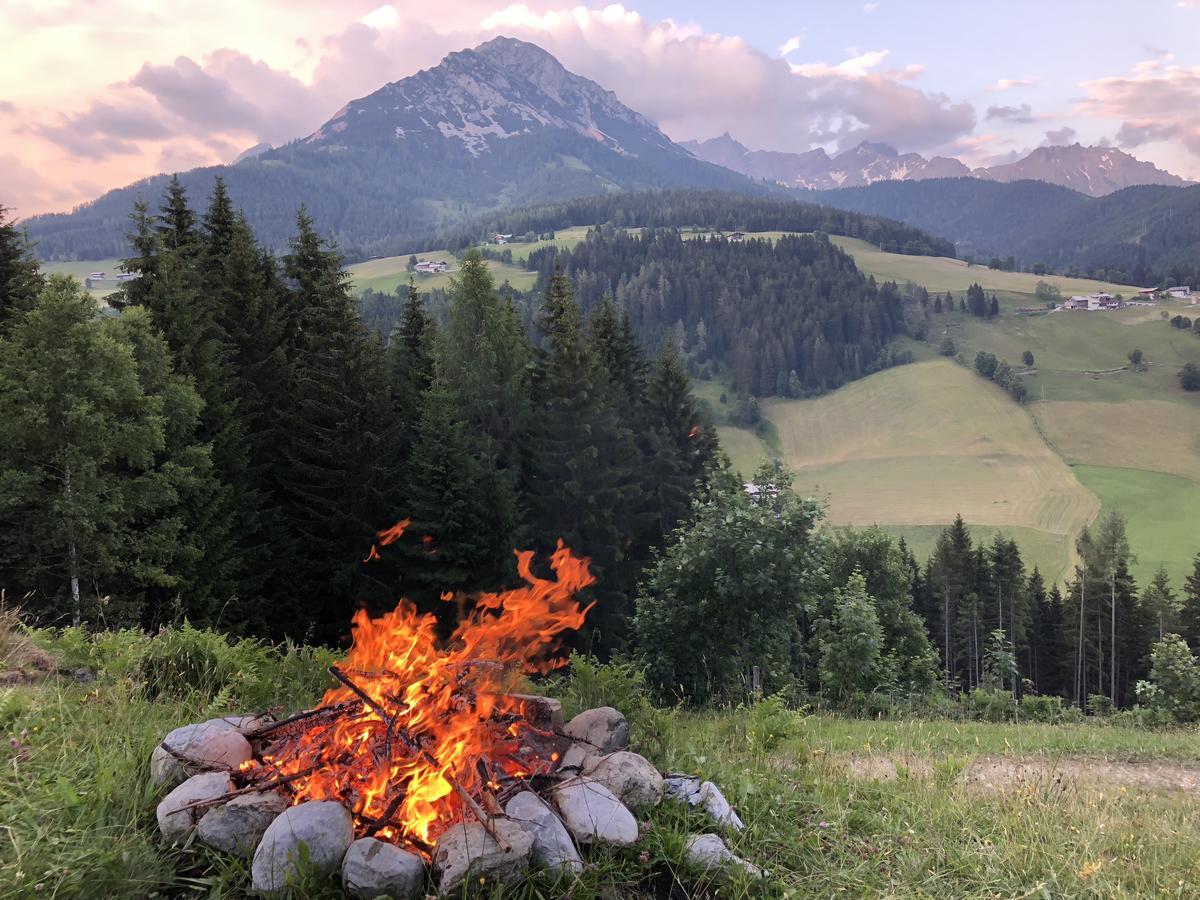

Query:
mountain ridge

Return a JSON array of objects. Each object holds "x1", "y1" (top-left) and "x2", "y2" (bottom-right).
[{"x1": 683, "y1": 132, "x2": 1188, "y2": 197}]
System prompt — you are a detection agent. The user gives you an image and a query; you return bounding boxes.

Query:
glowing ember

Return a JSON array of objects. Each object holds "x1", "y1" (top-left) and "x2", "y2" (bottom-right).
[{"x1": 255, "y1": 528, "x2": 594, "y2": 849}]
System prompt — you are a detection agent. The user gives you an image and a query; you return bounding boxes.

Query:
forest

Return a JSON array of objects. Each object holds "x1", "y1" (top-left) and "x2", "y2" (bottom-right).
[
  {"x1": 443, "y1": 189, "x2": 957, "y2": 259},
  {"x1": 5, "y1": 182, "x2": 1200, "y2": 721}
]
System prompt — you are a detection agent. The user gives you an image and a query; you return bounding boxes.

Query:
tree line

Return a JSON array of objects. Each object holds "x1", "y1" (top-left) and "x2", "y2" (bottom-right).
[{"x1": 0, "y1": 189, "x2": 716, "y2": 655}]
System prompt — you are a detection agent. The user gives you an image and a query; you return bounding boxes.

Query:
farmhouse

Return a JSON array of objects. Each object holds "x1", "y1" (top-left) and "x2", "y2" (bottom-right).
[
  {"x1": 1064, "y1": 292, "x2": 1123, "y2": 311},
  {"x1": 728, "y1": 231, "x2": 745, "y2": 242},
  {"x1": 1167, "y1": 286, "x2": 1192, "y2": 300},
  {"x1": 491, "y1": 232, "x2": 512, "y2": 244},
  {"x1": 413, "y1": 259, "x2": 449, "y2": 274},
  {"x1": 88, "y1": 271, "x2": 106, "y2": 280}
]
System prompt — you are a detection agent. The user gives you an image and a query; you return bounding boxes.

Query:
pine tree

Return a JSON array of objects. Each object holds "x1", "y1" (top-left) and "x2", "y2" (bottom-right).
[
  {"x1": 588, "y1": 296, "x2": 646, "y2": 411},
  {"x1": 275, "y1": 209, "x2": 400, "y2": 638},
  {"x1": 1178, "y1": 552, "x2": 1200, "y2": 652},
  {"x1": 0, "y1": 205, "x2": 42, "y2": 330},
  {"x1": 1142, "y1": 567, "x2": 1179, "y2": 641},
  {"x1": 524, "y1": 267, "x2": 644, "y2": 653},
  {"x1": 387, "y1": 280, "x2": 437, "y2": 457}
]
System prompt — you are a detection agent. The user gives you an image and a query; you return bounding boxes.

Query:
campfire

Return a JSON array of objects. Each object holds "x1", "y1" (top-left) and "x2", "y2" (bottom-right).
[
  {"x1": 241, "y1": 529, "x2": 594, "y2": 850},
  {"x1": 152, "y1": 522, "x2": 757, "y2": 896}
]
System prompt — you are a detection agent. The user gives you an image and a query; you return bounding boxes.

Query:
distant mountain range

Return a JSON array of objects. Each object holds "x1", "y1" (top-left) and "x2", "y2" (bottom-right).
[
  {"x1": 20, "y1": 35, "x2": 1198, "y2": 283},
  {"x1": 24, "y1": 37, "x2": 769, "y2": 260},
  {"x1": 682, "y1": 133, "x2": 1189, "y2": 198}
]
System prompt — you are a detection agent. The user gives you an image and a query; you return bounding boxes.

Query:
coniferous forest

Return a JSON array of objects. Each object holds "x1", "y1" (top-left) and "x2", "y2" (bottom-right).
[{"x1": 4, "y1": 183, "x2": 1200, "y2": 720}]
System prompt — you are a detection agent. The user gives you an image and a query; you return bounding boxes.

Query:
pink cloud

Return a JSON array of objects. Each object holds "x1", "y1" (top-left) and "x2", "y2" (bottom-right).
[{"x1": 1078, "y1": 62, "x2": 1200, "y2": 158}]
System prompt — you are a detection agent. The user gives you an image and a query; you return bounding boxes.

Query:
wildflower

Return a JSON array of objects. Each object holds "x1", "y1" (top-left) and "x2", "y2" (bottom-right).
[
  {"x1": 818, "y1": 821, "x2": 830, "y2": 830},
  {"x1": 1078, "y1": 860, "x2": 1103, "y2": 881},
  {"x1": 638, "y1": 851, "x2": 650, "y2": 865},
  {"x1": 640, "y1": 820, "x2": 652, "y2": 833}
]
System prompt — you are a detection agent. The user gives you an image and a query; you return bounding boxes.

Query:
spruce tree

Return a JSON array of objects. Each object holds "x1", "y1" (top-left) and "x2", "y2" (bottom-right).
[
  {"x1": 275, "y1": 209, "x2": 400, "y2": 638},
  {"x1": 387, "y1": 280, "x2": 437, "y2": 457},
  {"x1": 525, "y1": 267, "x2": 644, "y2": 653},
  {"x1": 0, "y1": 205, "x2": 42, "y2": 330},
  {"x1": 1178, "y1": 552, "x2": 1200, "y2": 652}
]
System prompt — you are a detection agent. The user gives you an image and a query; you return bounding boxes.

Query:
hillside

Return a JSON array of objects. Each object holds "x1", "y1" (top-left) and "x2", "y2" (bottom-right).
[
  {"x1": 21, "y1": 38, "x2": 769, "y2": 261},
  {"x1": 704, "y1": 235, "x2": 1200, "y2": 587},
  {"x1": 807, "y1": 179, "x2": 1200, "y2": 285}
]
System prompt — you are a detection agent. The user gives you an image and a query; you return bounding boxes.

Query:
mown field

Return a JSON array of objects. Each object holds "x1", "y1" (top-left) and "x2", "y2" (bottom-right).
[
  {"x1": 6, "y1": 626, "x2": 1200, "y2": 899},
  {"x1": 703, "y1": 235, "x2": 1200, "y2": 589},
  {"x1": 40, "y1": 258, "x2": 124, "y2": 302},
  {"x1": 345, "y1": 250, "x2": 537, "y2": 294}
]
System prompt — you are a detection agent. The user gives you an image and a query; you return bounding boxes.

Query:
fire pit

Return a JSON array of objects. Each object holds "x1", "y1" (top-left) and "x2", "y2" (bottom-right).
[{"x1": 151, "y1": 533, "x2": 758, "y2": 896}]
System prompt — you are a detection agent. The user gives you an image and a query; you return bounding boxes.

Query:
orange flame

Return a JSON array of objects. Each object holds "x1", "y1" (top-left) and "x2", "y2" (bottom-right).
[
  {"x1": 261, "y1": 539, "x2": 594, "y2": 847},
  {"x1": 376, "y1": 518, "x2": 412, "y2": 547}
]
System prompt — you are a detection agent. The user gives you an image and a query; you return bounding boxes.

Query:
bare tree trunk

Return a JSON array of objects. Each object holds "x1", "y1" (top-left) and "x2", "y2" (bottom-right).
[
  {"x1": 1110, "y1": 575, "x2": 1117, "y2": 704},
  {"x1": 1076, "y1": 570, "x2": 1086, "y2": 709},
  {"x1": 943, "y1": 585, "x2": 951, "y2": 690},
  {"x1": 65, "y1": 467, "x2": 81, "y2": 627}
]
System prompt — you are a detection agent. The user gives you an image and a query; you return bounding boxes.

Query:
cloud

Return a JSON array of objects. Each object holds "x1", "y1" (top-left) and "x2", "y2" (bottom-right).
[
  {"x1": 0, "y1": 101, "x2": 15, "y2": 115},
  {"x1": 988, "y1": 77, "x2": 1039, "y2": 91},
  {"x1": 863, "y1": 3, "x2": 878, "y2": 13},
  {"x1": 986, "y1": 103, "x2": 1035, "y2": 124},
  {"x1": 777, "y1": 35, "x2": 803, "y2": 57},
  {"x1": 1044, "y1": 126, "x2": 1077, "y2": 144},
  {"x1": 792, "y1": 49, "x2": 890, "y2": 78},
  {"x1": 1078, "y1": 61, "x2": 1200, "y2": 157}
]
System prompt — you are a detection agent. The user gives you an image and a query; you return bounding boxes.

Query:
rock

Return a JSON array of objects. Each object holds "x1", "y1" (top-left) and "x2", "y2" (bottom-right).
[
  {"x1": 559, "y1": 741, "x2": 601, "y2": 772},
  {"x1": 156, "y1": 771, "x2": 233, "y2": 842},
  {"x1": 196, "y1": 791, "x2": 287, "y2": 855},
  {"x1": 151, "y1": 720, "x2": 252, "y2": 787},
  {"x1": 504, "y1": 791, "x2": 583, "y2": 876},
  {"x1": 582, "y1": 751, "x2": 664, "y2": 810},
  {"x1": 563, "y1": 707, "x2": 629, "y2": 753},
  {"x1": 342, "y1": 837, "x2": 425, "y2": 899},
  {"x1": 206, "y1": 712, "x2": 275, "y2": 736},
  {"x1": 549, "y1": 777, "x2": 638, "y2": 846},
  {"x1": 251, "y1": 800, "x2": 354, "y2": 894},
  {"x1": 72, "y1": 667, "x2": 95, "y2": 683},
  {"x1": 683, "y1": 833, "x2": 763, "y2": 880},
  {"x1": 432, "y1": 819, "x2": 532, "y2": 896},
  {"x1": 503, "y1": 694, "x2": 564, "y2": 730},
  {"x1": 663, "y1": 773, "x2": 702, "y2": 806},
  {"x1": 697, "y1": 781, "x2": 744, "y2": 832}
]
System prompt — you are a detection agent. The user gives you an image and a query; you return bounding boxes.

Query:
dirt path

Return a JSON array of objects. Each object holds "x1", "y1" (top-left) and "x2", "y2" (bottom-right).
[{"x1": 824, "y1": 753, "x2": 1200, "y2": 795}]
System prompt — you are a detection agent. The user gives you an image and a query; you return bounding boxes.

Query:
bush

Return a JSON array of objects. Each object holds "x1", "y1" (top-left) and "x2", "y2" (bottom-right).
[
  {"x1": 938, "y1": 336, "x2": 956, "y2": 356},
  {"x1": 1136, "y1": 635, "x2": 1200, "y2": 722},
  {"x1": 966, "y1": 687, "x2": 1017, "y2": 722},
  {"x1": 1019, "y1": 693, "x2": 1077, "y2": 724},
  {"x1": 1087, "y1": 693, "x2": 1116, "y2": 718}
]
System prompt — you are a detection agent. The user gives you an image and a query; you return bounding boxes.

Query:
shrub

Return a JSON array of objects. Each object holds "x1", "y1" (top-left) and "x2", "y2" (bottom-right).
[
  {"x1": 938, "y1": 336, "x2": 956, "y2": 356},
  {"x1": 1019, "y1": 693, "x2": 1075, "y2": 724},
  {"x1": 1136, "y1": 635, "x2": 1200, "y2": 722},
  {"x1": 966, "y1": 687, "x2": 1017, "y2": 722}
]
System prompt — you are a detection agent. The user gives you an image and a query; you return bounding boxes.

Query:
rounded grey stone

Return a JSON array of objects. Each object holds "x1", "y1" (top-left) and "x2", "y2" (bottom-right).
[
  {"x1": 549, "y1": 777, "x2": 638, "y2": 846},
  {"x1": 683, "y1": 833, "x2": 763, "y2": 880},
  {"x1": 582, "y1": 750, "x2": 664, "y2": 810},
  {"x1": 251, "y1": 800, "x2": 354, "y2": 894},
  {"x1": 432, "y1": 818, "x2": 533, "y2": 896},
  {"x1": 156, "y1": 771, "x2": 233, "y2": 842},
  {"x1": 342, "y1": 837, "x2": 426, "y2": 899},
  {"x1": 196, "y1": 791, "x2": 287, "y2": 855},
  {"x1": 150, "y1": 720, "x2": 252, "y2": 787},
  {"x1": 504, "y1": 791, "x2": 583, "y2": 875},
  {"x1": 563, "y1": 707, "x2": 629, "y2": 753}
]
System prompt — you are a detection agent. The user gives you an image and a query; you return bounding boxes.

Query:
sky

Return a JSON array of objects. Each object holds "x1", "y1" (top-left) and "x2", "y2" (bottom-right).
[{"x1": 2, "y1": 0, "x2": 1198, "y2": 217}]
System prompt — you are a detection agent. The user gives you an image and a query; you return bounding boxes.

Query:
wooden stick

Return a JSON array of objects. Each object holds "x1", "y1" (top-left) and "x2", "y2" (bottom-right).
[
  {"x1": 173, "y1": 765, "x2": 321, "y2": 813},
  {"x1": 329, "y1": 666, "x2": 393, "y2": 722},
  {"x1": 158, "y1": 741, "x2": 231, "y2": 772},
  {"x1": 363, "y1": 790, "x2": 408, "y2": 838}
]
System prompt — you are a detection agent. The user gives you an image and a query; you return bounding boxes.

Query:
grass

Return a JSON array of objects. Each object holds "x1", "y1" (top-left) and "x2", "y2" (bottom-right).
[
  {"x1": 39, "y1": 258, "x2": 124, "y2": 302},
  {"x1": 8, "y1": 625, "x2": 1200, "y2": 899},
  {"x1": 1072, "y1": 465, "x2": 1200, "y2": 589},
  {"x1": 762, "y1": 360, "x2": 1097, "y2": 583},
  {"x1": 829, "y1": 236, "x2": 1136, "y2": 296},
  {"x1": 345, "y1": 251, "x2": 537, "y2": 295}
]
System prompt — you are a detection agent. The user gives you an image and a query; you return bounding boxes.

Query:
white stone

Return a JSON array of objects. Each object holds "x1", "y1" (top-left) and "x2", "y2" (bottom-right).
[
  {"x1": 432, "y1": 819, "x2": 533, "y2": 896},
  {"x1": 563, "y1": 707, "x2": 629, "y2": 753},
  {"x1": 504, "y1": 791, "x2": 583, "y2": 876},
  {"x1": 342, "y1": 837, "x2": 426, "y2": 899},
  {"x1": 663, "y1": 773, "x2": 702, "y2": 806},
  {"x1": 582, "y1": 751, "x2": 664, "y2": 811},
  {"x1": 196, "y1": 791, "x2": 287, "y2": 855},
  {"x1": 151, "y1": 720, "x2": 252, "y2": 787},
  {"x1": 683, "y1": 833, "x2": 763, "y2": 880},
  {"x1": 558, "y1": 741, "x2": 601, "y2": 772},
  {"x1": 698, "y1": 781, "x2": 744, "y2": 832},
  {"x1": 549, "y1": 777, "x2": 638, "y2": 846},
  {"x1": 156, "y1": 771, "x2": 233, "y2": 842},
  {"x1": 251, "y1": 800, "x2": 355, "y2": 894}
]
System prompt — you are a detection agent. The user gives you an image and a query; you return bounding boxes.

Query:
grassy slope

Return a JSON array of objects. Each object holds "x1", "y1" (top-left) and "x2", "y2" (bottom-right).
[
  {"x1": 765, "y1": 360, "x2": 1096, "y2": 583},
  {"x1": 706, "y1": 234, "x2": 1200, "y2": 586},
  {"x1": 6, "y1": 655, "x2": 1200, "y2": 899},
  {"x1": 40, "y1": 258, "x2": 123, "y2": 302},
  {"x1": 345, "y1": 251, "x2": 537, "y2": 294}
]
